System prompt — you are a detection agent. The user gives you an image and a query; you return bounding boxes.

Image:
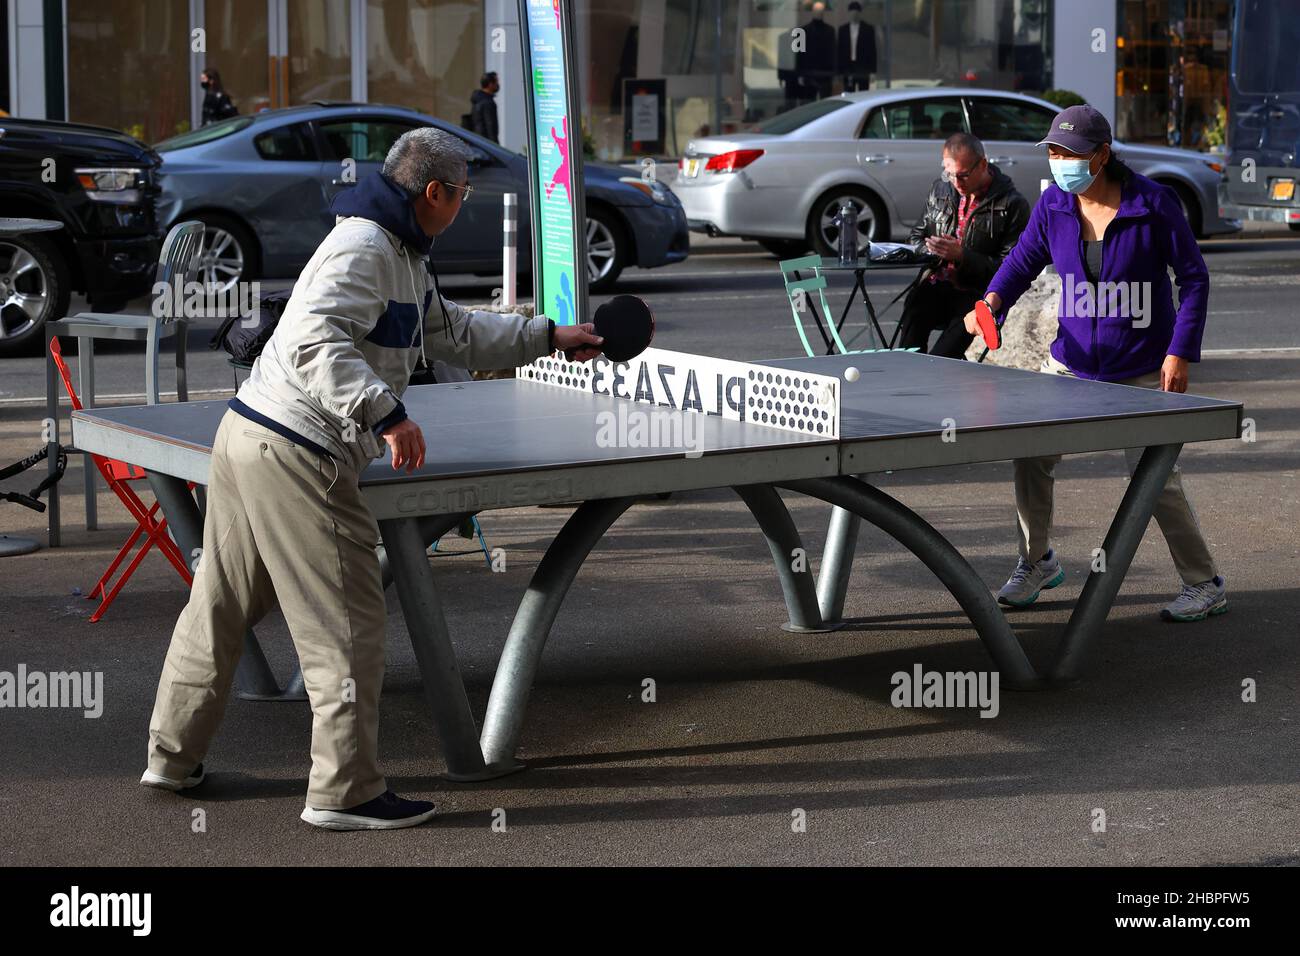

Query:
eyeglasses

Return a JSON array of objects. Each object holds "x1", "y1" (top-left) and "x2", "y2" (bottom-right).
[
  {"x1": 941, "y1": 158, "x2": 985, "y2": 184},
  {"x1": 440, "y1": 181, "x2": 474, "y2": 202}
]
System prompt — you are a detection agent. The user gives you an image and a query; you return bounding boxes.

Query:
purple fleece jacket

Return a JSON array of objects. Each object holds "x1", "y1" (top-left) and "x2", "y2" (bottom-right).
[{"x1": 986, "y1": 171, "x2": 1209, "y2": 382}]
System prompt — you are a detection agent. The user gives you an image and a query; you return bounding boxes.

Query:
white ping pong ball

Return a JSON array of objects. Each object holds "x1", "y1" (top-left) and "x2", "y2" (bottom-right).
[{"x1": 844, "y1": 366, "x2": 860, "y2": 382}]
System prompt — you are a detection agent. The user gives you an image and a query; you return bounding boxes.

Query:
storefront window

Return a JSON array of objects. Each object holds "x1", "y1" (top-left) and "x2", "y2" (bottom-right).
[
  {"x1": 205, "y1": 0, "x2": 272, "y2": 116},
  {"x1": 577, "y1": 0, "x2": 1052, "y2": 163},
  {"x1": 367, "y1": 0, "x2": 484, "y2": 122},
  {"x1": 286, "y1": 0, "x2": 352, "y2": 105},
  {"x1": 67, "y1": 0, "x2": 190, "y2": 143},
  {"x1": 1117, "y1": 0, "x2": 1231, "y2": 149}
]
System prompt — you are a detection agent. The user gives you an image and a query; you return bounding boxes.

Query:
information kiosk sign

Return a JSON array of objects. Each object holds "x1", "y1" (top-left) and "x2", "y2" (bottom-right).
[{"x1": 517, "y1": 0, "x2": 589, "y2": 326}]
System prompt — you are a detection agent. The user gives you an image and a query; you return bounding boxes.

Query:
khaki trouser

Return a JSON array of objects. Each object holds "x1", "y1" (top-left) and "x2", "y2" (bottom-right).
[
  {"x1": 147, "y1": 410, "x2": 389, "y2": 809},
  {"x1": 1014, "y1": 355, "x2": 1218, "y2": 586}
]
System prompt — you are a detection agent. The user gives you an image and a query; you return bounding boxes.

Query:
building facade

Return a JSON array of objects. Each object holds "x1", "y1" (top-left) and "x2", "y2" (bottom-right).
[{"x1": 4, "y1": 0, "x2": 1231, "y2": 158}]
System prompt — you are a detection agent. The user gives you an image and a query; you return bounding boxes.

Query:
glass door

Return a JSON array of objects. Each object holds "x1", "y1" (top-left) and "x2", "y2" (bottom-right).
[
  {"x1": 266, "y1": 0, "x2": 354, "y2": 109},
  {"x1": 204, "y1": 0, "x2": 273, "y2": 115}
]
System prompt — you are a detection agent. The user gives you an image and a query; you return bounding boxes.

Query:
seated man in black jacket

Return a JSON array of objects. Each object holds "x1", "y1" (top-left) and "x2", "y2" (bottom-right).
[{"x1": 897, "y1": 132, "x2": 1030, "y2": 358}]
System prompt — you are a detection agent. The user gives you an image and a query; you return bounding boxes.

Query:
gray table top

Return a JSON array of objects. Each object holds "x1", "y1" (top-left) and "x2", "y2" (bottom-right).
[
  {"x1": 763, "y1": 352, "x2": 1238, "y2": 439},
  {"x1": 71, "y1": 351, "x2": 1243, "y2": 515}
]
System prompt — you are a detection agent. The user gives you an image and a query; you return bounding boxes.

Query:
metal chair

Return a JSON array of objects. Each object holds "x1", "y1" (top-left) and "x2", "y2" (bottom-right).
[
  {"x1": 49, "y1": 336, "x2": 195, "y2": 620},
  {"x1": 779, "y1": 254, "x2": 893, "y2": 358},
  {"x1": 44, "y1": 220, "x2": 206, "y2": 546}
]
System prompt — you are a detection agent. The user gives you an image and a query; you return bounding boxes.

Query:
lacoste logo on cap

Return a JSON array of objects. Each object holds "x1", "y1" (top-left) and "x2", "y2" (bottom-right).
[{"x1": 1059, "y1": 122, "x2": 1075, "y2": 130}]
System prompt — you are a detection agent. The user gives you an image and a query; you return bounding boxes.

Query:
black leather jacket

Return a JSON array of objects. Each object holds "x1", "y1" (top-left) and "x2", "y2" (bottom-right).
[{"x1": 908, "y1": 164, "x2": 1030, "y2": 291}]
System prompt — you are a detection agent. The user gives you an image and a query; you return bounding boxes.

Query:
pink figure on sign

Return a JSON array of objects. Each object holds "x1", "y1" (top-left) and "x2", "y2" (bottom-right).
[
  {"x1": 545, "y1": 116, "x2": 571, "y2": 204},
  {"x1": 552, "y1": 0, "x2": 561, "y2": 30}
]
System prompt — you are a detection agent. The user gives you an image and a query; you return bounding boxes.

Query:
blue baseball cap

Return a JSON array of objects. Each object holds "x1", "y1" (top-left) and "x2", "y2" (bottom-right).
[{"x1": 1037, "y1": 104, "x2": 1112, "y2": 154}]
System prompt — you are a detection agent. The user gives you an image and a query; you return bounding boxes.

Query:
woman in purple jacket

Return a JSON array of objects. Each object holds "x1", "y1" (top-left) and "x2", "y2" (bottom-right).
[{"x1": 964, "y1": 104, "x2": 1227, "y2": 623}]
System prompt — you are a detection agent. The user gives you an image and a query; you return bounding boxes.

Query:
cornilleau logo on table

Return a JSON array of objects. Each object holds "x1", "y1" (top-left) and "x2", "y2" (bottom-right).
[
  {"x1": 49, "y1": 886, "x2": 151, "y2": 936},
  {"x1": 890, "y1": 665, "x2": 1000, "y2": 718}
]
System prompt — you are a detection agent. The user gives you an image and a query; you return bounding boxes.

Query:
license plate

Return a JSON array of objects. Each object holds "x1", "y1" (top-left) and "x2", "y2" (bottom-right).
[
  {"x1": 684, "y1": 158, "x2": 701, "y2": 179},
  {"x1": 1271, "y1": 179, "x2": 1295, "y2": 201}
]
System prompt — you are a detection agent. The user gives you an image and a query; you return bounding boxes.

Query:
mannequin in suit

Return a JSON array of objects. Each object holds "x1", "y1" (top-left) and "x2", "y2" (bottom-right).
[
  {"x1": 795, "y1": 0, "x2": 837, "y2": 101},
  {"x1": 837, "y1": 1, "x2": 878, "y2": 92}
]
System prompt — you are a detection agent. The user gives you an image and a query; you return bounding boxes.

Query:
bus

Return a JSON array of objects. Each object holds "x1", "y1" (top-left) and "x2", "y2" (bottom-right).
[{"x1": 1217, "y1": 0, "x2": 1300, "y2": 231}]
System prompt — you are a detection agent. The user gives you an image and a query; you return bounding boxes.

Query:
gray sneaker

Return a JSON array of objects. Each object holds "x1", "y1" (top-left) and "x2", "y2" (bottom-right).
[
  {"x1": 140, "y1": 763, "x2": 205, "y2": 792},
  {"x1": 1160, "y1": 575, "x2": 1228, "y2": 622},
  {"x1": 997, "y1": 549, "x2": 1066, "y2": 607}
]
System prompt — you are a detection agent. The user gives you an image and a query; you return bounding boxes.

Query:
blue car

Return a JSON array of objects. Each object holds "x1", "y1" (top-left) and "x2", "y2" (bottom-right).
[{"x1": 153, "y1": 103, "x2": 689, "y2": 293}]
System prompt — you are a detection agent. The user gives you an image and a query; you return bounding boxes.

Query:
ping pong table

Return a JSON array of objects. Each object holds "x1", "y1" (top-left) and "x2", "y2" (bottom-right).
[{"x1": 70, "y1": 348, "x2": 1243, "y2": 780}]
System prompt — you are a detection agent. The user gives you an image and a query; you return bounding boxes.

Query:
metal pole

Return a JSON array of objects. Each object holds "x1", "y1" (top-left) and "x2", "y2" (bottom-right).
[
  {"x1": 480, "y1": 496, "x2": 638, "y2": 768},
  {"x1": 817, "y1": 504, "x2": 862, "y2": 625},
  {"x1": 733, "y1": 484, "x2": 832, "y2": 632},
  {"x1": 1049, "y1": 443, "x2": 1183, "y2": 682},
  {"x1": 782, "y1": 475, "x2": 1041, "y2": 689},
  {"x1": 378, "y1": 515, "x2": 498, "y2": 780},
  {"x1": 502, "y1": 192, "x2": 517, "y2": 308}
]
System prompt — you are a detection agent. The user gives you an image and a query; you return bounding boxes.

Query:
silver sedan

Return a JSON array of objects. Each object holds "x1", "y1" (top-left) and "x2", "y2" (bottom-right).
[{"x1": 672, "y1": 87, "x2": 1239, "y2": 258}]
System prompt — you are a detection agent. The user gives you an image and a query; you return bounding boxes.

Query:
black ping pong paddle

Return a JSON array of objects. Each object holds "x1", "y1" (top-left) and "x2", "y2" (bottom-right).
[
  {"x1": 975, "y1": 299, "x2": 1000, "y2": 351},
  {"x1": 588, "y1": 295, "x2": 655, "y2": 362}
]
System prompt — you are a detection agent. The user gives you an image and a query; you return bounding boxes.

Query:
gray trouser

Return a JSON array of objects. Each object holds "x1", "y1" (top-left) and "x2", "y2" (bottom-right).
[
  {"x1": 1013, "y1": 356, "x2": 1218, "y2": 585},
  {"x1": 146, "y1": 410, "x2": 389, "y2": 809}
]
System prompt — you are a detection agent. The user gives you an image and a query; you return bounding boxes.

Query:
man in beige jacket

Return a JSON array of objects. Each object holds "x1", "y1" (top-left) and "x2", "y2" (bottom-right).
[{"x1": 140, "y1": 127, "x2": 603, "y2": 829}]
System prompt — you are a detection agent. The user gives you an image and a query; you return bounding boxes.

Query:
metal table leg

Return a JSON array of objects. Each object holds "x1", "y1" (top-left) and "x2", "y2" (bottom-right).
[
  {"x1": 817, "y1": 503, "x2": 862, "y2": 625},
  {"x1": 856, "y1": 273, "x2": 888, "y2": 350},
  {"x1": 1049, "y1": 443, "x2": 1182, "y2": 682},
  {"x1": 78, "y1": 336, "x2": 97, "y2": 531},
  {"x1": 44, "y1": 328, "x2": 60, "y2": 548},
  {"x1": 782, "y1": 475, "x2": 1041, "y2": 689},
  {"x1": 479, "y1": 496, "x2": 638, "y2": 769},
  {"x1": 379, "y1": 515, "x2": 518, "y2": 781},
  {"x1": 733, "y1": 484, "x2": 833, "y2": 632},
  {"x1": 146, "y1": 472, "x2": 306, "y2": 701}
]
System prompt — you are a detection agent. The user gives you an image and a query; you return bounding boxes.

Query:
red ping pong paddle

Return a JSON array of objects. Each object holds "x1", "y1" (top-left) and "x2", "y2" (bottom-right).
[
  {"x1": 589, "y1": 295, "x2": 655, "y2": 362},
  {"x1": 975, "y1": 299, "x2": 1000, "y2": 350}
]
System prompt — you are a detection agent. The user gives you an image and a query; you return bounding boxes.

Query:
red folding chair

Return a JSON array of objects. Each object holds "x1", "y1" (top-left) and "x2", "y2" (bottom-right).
[{"x1": 49, "y1": 337, "x2": 194, "y2": 622}]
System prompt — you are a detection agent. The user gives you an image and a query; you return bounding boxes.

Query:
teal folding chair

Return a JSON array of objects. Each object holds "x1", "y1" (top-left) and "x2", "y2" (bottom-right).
[
  {"x1": 428, "y1": 515, "x2": 493, "y2": 569},
  {"x1": 779, "y1": 254, "x2": 915, "y2": 358}
]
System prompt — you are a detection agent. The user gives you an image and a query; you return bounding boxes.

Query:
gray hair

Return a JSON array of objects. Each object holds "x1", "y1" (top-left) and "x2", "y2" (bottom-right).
[
  {"x1": 942, "y1": 132, "x2": 986, "y2": 161},
  {"x1": 382, "y1": 127, "x2": 470, "y2": 199}
]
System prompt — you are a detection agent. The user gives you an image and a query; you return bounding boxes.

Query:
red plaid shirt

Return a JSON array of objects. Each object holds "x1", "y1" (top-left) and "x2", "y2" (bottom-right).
[{"x1": 930, "y1": 188, "x2": 985, "y2": 286}]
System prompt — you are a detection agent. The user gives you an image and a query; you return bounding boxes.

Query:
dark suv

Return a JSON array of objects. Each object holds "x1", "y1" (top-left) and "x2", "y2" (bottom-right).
[{"x1": 0, "y1": 118, "x2": 163, "y2": 356}]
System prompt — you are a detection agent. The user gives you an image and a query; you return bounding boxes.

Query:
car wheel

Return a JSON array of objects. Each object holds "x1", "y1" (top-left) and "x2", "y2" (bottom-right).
[
  {"x1": 195, "y1": 213, "x2": 259, "y2": 293},
  {"x1": 586, "y1": 207, "x2": 626, "y2": 293},
  {"x1": 0, "y1": 234, "x2": 70, "y2": 358},
  {"x1": 757, "y1": 238, "x2": 811, "y2": 259},
  {"x1": 1161, "y1": 181, "x2": 1204, "y2": 238},
  {"x1": 808, "y1": 187, "x2": 886, "y2": 258}
]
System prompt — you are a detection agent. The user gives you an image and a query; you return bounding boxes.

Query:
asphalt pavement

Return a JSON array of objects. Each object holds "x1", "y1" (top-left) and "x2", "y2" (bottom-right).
[{"x1": 0, "y1": 232, "x2": 1297, "y2": 865}]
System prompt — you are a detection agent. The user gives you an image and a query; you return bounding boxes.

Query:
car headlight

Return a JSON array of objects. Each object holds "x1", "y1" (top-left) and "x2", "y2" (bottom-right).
[
  {"x1": 75, "y1": 167, "x2": 145, "y2": 204},
  {"x1": 619, "y1": 176, "x2": 672, "y2": 204}
]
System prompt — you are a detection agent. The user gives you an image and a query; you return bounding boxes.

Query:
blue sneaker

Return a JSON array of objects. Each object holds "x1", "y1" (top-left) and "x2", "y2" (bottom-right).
[
  {"x1": 1160, "y1": 576, "x2": 1228, "y2": 622},
  {"x1": 997, "y1": 550, "x2": 1066, "y2": 607},
  {"x1": 301, "y1": 790, "x2": 436, "y2": 831}
]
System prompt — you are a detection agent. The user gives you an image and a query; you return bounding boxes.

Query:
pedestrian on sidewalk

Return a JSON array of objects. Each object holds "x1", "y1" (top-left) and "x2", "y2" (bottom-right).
[{"x1": 968, "y1": 104, "x2": 1226, "y2": 622}]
